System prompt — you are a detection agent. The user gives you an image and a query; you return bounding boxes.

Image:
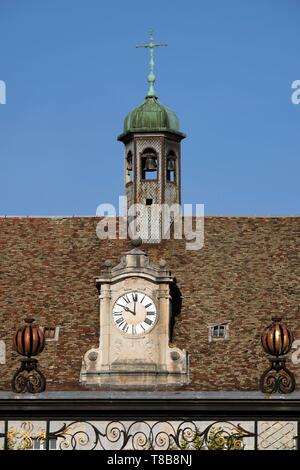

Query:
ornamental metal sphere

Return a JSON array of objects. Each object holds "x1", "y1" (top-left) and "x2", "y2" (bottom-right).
[
  {"x1": 13, "y1": 318, "x2": 45, "y2": 358},
  {"x1": 261, "y1": 317, "x2": 294, "y2": 357}
]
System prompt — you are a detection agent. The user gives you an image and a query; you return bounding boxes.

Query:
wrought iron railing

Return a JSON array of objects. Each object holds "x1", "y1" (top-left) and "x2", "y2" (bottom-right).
[{"x1": 0, "y1": 419, "x2": 298, "y2": 450}]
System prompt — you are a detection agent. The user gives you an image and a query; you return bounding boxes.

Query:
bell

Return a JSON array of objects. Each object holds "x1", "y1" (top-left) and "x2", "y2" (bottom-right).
[
  {"x1": 167, "y1": 159, "x2": 175, "y2": 171},
  {"x1": 145, "y1": 156, "x2": 157, "y2": 171}
]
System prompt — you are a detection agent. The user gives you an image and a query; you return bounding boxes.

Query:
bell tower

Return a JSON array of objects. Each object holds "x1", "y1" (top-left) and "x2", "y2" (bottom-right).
[{"x1": 118, "y1": 32, "x2": 186, "y2": 223}]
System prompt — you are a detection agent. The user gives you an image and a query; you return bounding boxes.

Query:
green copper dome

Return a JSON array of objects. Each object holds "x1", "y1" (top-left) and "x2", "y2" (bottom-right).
[
  {"x1": 118, "y1": 32, "x2": 185, "y2": 140},
  {"x1": 123, "y1": 96, "x2": 182, "y2": 134}
]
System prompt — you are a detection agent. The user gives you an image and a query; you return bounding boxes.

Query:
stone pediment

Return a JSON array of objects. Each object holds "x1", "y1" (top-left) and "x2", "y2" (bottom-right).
[{"x1": 96, "y1": 248, "x2": 172, "y2": 284}]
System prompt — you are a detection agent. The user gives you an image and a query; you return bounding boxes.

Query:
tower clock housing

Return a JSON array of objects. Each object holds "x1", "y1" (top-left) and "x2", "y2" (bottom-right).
[{"x1": 80, "y1": 248, "x2": 188, "y2": 386}]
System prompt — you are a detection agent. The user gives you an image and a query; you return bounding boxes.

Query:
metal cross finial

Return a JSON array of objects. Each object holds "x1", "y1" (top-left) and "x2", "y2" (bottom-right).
[{"x1": 136, "y1": 30, "x2": 167, "y2": 98}]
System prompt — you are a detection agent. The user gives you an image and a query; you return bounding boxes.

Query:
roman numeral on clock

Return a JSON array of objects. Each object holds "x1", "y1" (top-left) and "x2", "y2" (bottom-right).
[
  {"x1": 144, "y1": 318, "x2": 153, "y2": 326},
  {"x1": 116, "y1": 317, "x2": 124, "y2": 324},
  {"x1": 145, "y1": 303, "x2": 152, "y2": 308}
]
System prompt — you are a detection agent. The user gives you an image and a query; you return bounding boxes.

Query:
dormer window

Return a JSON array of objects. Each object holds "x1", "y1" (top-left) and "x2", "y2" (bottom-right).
[
  {"x1": 213, "y1": 324, "x2": 225, "y2": 338},
  {"x1": 141, "y1": 148, "x2": 158, "y2": 180},
  {"x1": 40, "y1": 326, "x2": 60, "y2": 342},
  {"x1": 166, "y1": 151, "x2": 176, "y2": 183},
  {"x1": 208, "y1": 322, "x2": 230, "y2": 343}
]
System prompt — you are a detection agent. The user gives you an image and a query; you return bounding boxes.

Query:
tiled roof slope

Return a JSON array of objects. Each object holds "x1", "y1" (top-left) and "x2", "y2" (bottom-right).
[{"x1": 0, "y1": 216, "x2": 299, "y2": 391}]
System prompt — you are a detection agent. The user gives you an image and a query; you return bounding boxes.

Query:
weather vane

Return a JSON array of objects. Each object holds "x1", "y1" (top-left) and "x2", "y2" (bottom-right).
[{"x1": 136, "y1": 30, "x2": 167, "y2": 98}]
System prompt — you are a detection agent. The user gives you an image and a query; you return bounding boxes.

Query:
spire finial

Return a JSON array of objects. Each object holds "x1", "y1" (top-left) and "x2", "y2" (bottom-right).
[{"x1": 136, "y1": 30, "x2": 167, "y2": 98}]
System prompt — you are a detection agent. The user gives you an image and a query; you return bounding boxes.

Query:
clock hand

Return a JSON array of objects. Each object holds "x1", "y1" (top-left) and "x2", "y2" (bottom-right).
[{"x1": 123, "y1": 305, "x2": 136, "y2": 315}]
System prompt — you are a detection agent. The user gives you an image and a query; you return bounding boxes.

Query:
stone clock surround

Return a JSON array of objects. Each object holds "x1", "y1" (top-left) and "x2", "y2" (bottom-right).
[{"x1": 80, "y1": 248, "x2": 188, "y2": 387}]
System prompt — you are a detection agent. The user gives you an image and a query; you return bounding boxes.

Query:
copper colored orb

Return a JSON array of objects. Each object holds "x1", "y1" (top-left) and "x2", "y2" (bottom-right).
[
  {"x1": 261, "y1": 317, "x2": 294, "y2": 357},
  {"x1": 13, "y1": 318, "x2": 45, "y2": 358}
]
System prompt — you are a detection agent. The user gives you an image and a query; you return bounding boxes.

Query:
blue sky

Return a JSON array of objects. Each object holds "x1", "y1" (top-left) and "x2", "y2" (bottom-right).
[{"x1": 0, "y1": 0, "x2": 299, "y2": 215}]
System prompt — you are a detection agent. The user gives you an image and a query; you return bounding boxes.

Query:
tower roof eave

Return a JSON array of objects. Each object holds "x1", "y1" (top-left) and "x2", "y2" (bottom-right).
[{"x1": 117, "y1": 129, "x2": 186, "y2": 143}]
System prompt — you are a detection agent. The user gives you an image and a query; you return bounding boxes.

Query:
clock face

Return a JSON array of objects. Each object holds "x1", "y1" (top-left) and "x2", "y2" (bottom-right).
[{"x1": 112, "y1": 291, "x2": 157, "y2": 336}]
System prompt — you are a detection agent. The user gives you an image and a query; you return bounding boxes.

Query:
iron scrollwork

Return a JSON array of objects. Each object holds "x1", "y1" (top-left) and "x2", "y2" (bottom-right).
[
  {"x1": 260, "y1": 318, "x2": 295, "y2": 394},
  {"x1": 48, "y1": 420, "x2": 254, "y2": 450},
  {"x1": 12, "y1": 318, "x2": 46, "y2": 394},
  {"x1": 260, "y1": 357, "x2": 295, "y2": 394},
  {"x1": 12, "y1": 358, "x2": 46, "y2": 394},
  {"x1": 6, "y1": 421, "x2": 46, "y2": 450}
]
